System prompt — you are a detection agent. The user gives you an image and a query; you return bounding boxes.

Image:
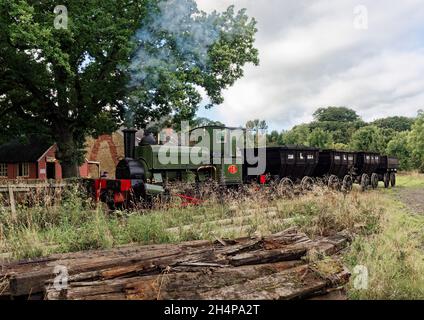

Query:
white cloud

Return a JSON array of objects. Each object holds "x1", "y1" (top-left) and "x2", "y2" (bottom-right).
[{"x1": 196, "y1": 0, "x2": 424, "y2": 130}]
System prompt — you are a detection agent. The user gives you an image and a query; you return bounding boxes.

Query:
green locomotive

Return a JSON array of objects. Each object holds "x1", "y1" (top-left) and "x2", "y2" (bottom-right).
[
  {"x1": 134, "y1": 126, "x2": 243, "y2": 185},
  {"x1": 91, "y1": 126, "x2": 245, "y2": 208}
]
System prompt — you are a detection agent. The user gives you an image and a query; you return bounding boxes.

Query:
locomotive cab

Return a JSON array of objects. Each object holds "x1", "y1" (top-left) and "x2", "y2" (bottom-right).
[{"x1": 189, "y1": 126, "x2": 244, "y2": 186}]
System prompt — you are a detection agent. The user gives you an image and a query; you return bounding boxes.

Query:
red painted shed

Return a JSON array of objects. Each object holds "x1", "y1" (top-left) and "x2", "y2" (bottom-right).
[{"x1": 0, "y1": 137, "x2": 97, "y2": 180}]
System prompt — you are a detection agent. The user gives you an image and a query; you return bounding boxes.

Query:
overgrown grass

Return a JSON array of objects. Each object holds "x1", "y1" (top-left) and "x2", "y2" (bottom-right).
[
  {"x1": 345, "y1": 172, "x2": 424, "y2": 300},
  {"x1": 345, "y1": 196, "x2": 424, "y2": 299},
  {"x1": 396, "y1": 171, "x2": 424, "y2": 188},
  {"x1": 0, "y1": 183, "x2": 383, "y2": 261}
]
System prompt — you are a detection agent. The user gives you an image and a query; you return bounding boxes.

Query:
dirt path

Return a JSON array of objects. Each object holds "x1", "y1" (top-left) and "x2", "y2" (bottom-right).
[{"x1": 397, "y1": 188, "x2": 424, "y2": 214}]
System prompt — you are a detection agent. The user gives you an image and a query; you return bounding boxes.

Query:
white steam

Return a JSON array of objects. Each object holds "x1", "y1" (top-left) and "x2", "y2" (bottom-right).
[{"x1": 129, "y1": 0, "x2": 222, "y2": 86}]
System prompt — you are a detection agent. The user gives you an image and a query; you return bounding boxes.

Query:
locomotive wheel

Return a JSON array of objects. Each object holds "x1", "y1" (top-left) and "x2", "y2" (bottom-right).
[
  {"x1": 277, "y1": 178, "x2": 294, "y2": 198},
  {"x1": 99, "y1": 189, "x2": 117, "y2": 211},
  {"x1": 360, "y1": 174, "x2": 369, "y2": 192},
  {"x1": 301, "y1": 176, "x2": 314, "y2": 191},
  {"x1": 383, "y1": 173, "x2": 390, "y2": 188},
  {"x1": 328, "y1": 175, "x2": 340, "y2": 190},
  {"x1": 371, "y1": 173, "x2": 379, "y2": 189},
  {"x1": 342, "y1": 175, "x2": 353, "y2": 193},
  {"x1": 390, "y1": 173, "x2": 396, "y2": 187}
]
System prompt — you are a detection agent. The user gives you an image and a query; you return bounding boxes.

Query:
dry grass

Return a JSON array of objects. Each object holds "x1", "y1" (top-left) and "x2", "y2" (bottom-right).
[
  {"x1": 0, "y1": 182, "x2": 383, "y2": 261},
  {"x1": 395, "y1": 172, "x2": 424, "y2": 189},
  {"x1": 345, "y1": 192, "x2": 424, "y2": 299}
]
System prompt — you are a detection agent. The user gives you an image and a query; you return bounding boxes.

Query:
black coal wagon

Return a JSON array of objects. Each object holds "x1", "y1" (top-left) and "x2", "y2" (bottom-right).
[
  {"x1": 244, "y1": 146, "x2": 320, "y2": 189},
  {"x1": 312, "y1": 150, "x2": 357, "y2": 190},
  {"x1": 376, "y1": 156, "x2": 399, "y2": 188},
  {"x1": 354, "y1": 152, "x2": 381, "y2": 190}
]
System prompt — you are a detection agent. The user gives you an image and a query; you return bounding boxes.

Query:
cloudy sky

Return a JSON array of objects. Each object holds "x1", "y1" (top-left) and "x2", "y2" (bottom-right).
[{"x1": 195, "y1": 0, "x2": 424, "y2": 130}]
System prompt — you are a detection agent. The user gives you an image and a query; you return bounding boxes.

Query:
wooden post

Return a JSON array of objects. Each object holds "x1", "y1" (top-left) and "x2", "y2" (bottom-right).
[{"x1": 8, "y1": 185, "x2": 17, "y2": 222}]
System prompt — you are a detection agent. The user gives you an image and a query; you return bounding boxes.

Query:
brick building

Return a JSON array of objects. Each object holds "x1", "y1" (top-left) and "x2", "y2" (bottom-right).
[
  {"x1": 84, "y1": 132, "x2": 124, "y2": 178},
  {"x1": 0, "y1": 136, "x2": 98, "y2": 180},
  {"x1": 0, "y1": 129, "x2": 145, "y2": 180}
]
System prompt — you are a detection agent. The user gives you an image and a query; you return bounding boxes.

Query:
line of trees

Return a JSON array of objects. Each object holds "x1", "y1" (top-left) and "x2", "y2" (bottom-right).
[{"x1": 266, "y1": 107, "x2": 424, "y2": 172}]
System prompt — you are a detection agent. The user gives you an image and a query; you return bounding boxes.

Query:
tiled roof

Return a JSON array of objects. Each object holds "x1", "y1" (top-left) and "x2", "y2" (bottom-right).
[{"x1": 0, "y1": 136, "x2": 53, "y2": 163}]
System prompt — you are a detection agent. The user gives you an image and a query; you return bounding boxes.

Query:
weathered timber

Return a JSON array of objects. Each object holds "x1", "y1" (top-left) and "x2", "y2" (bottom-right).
[
  {"x1": 2, "y1": 241, "x2": 210, "y2": 297},
  {"x1": 0, "y1": 228, "x2": 351, "y2": 300},
  {"x1": 46, "y1": 261, "x2": 305, "y2": 300},
  {"x1": 200, "y1": 265, "x2": 350, "y2": 300}
]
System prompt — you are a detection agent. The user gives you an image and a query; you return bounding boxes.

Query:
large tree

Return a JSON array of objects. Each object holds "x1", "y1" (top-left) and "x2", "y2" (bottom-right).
[
  {"x1": 0, "y1": 0, "x2": 144, "y2": 177},
  {"x1": 0, "y1": 0, "x2": 258, "y2": 177},
  {"x1": 313, "y1": 106, "x2": 361, "y2": 123},
  {"x1": 349, "y1": 125, "x2": 385, "y2": 153},
  {"x1": 408, "y1": 111, "x2": 424, "y2": 172},
  {"x1": 310, "y1": 106, "x2": 365, "y2": 144},
  {"x1": 307, "y1": 128, "x2": 333, "y2": 149},
  {"x1": 267, "y1": 130, "x2": 282, "y2": 146},
  {"x1": 387, "y1": 131, "x2": 413, "y2": 171},
  {"x1": 372, "y1": 116, "x2": 415, "y2": 132},
  {"x1": 281, "y1": 124, "x2": 310, "y2": 146}
]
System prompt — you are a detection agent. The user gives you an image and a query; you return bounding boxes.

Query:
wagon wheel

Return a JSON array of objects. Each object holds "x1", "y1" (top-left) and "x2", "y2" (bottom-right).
[
  {"x1": 383, "y1": 173, "x2": 390, "y2": 188},
  {"x1": 277, "y1": 178, "x2": 294, "y2": 198},
  {"x1": 314, "y1": 177, "x2": 325, "y2": 187},
  {"x1": 321, "y1": 176, "x2": 329, "y2": 186},
  {"x1": 360, "y1": 174, "x2": 369, "y2": 192},
  {"x1": 390, "y1": 172, "x2": 396, "y2": 187},
  {"x1": 301, "y1": 176, "x2": 314, "y2": 192},
  {"x1": 371, "y1": 173, "x2": 379, "y2": 189},
  {"x1": 328, "y1": 175, "x2": 340, "y2": 190},
  {"x1": 342, "y1": 175, "x2": 353, "y2": 193}
]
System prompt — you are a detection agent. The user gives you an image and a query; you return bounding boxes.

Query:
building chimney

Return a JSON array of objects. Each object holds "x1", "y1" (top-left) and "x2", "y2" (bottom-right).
[{"x1": 122, "y1": 128, "x2": 137, "y2": 159}]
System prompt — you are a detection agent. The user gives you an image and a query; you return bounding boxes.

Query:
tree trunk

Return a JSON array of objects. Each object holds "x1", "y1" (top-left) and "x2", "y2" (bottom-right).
[
  {"x1": 61, "y1": 161, "x2": 79, "y2": 179},
  {"x1": 54, "y1": 124, "x2": 80, "y2": 178}
]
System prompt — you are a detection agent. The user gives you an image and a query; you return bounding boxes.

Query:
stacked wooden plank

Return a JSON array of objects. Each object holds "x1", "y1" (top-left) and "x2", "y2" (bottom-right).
[{"x1": 0, "y1": 228, "x2": 351, "y2": 300}]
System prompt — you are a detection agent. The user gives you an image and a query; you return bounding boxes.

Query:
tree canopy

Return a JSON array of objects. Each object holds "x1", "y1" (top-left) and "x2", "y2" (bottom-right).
[
  {"x1": 309, "y1": 107, "x2": 365, "y2": 144},
  {"x1": 128, "y1": 1, "x2": 259, "y2": 128},
  {"x1": 191, "y1": 117, "x2": 225, "y2": 128},
  {"x1": 349, "y1": 126, "x2": 385, "y2": 152},
  {"x1": 386, "y1": 131, "x2": 413, "y2": 171},
  {"x1": 281, "y1": 124, "x2": 310, "y2": 146},
  {"x1": 313, "y1": 106, "x2": 361, "y2": 122},
  {"x1": 1, "y1": 0, "x2": 147, "y2": 176},
  {"x1": 307, "y1": 128, "x2": 333, "y2": 149},
  {"x1": 372, "y1": 116, "x2": 415, "y2": 132}
]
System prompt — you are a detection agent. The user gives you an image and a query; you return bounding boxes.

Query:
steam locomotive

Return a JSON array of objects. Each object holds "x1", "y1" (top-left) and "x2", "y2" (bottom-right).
[{"x1": 86, "y1": 126, "x2": 399, "y2": 209}]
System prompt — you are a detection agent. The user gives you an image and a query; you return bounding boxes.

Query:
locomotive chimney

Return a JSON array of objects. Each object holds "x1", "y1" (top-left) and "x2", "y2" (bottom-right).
[{"x1": 122, "y1": 128, "x2": 137, "y2": 159}]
